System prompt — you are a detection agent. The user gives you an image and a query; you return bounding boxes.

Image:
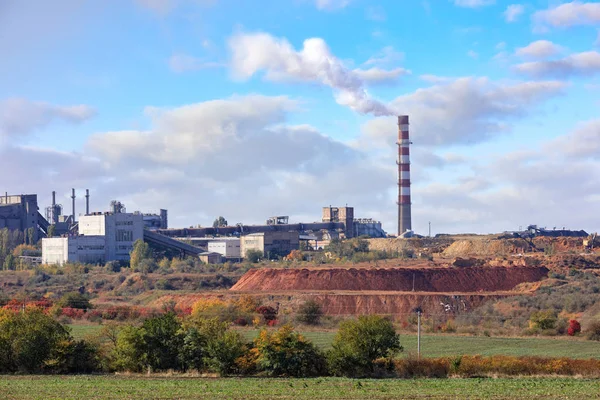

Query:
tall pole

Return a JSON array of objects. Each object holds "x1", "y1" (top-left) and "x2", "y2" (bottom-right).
[
  {"x1": 71, "y1": 188, "x2": 76, "y2": 223},
  {"x1": 397, "y1": 115, "x2": 412, "y2": 236},
  {"x1": 428, "y1": 221, "x2": 431, "y2": 238},
  {"x1": 417, "y1": 310, "x2": 421, "y2": 360}
]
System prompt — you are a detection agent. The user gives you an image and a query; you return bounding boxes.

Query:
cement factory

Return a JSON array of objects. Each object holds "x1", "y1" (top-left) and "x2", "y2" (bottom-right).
[
  {"x1": 4, "y1": 115, "x2": 582, "y2": 266},
  {"x1": 0, "y1": 113, "x2": 402, "y2": 266}
]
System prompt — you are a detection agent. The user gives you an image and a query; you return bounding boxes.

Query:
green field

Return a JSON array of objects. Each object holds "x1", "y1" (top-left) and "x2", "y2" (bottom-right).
[
  {"x1": 70, "y1": 324, "x2": 600, "y2": 359},
  {"x1": 2, "y1": 376, "x2": 599, "y2": 399}
]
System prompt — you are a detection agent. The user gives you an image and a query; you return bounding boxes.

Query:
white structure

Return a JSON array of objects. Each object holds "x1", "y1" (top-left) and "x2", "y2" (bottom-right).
[
  {"x1": 207, "y1": 238, "x2": 241, "y2": 258},
  {"x1": 42, "y1": 236, "x2": 105, "y2": 265},
  {"x1": 42, "y1": 212, "x2": 144, "y2": 265}
]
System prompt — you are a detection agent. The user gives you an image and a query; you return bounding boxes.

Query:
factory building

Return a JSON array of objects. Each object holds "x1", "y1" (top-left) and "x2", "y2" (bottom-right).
[
  {"x1": 0, "y1": 194, "x2": 45, "y2": 242},
  {"x1": 207, "y1": 238, "x2": 241, "y2": 259},
  {"x1": 42, "y1": 211, "x2": 144, "y2": 265},
  {"x1": 240, "y1": 231, "x2": 300, "y2": 258}
]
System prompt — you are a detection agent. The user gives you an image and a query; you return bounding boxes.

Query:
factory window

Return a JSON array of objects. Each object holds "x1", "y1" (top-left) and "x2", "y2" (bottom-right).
[
  {"x1": 116, "y1": 221, "x2": 134, "y2": 226},
  {"x1": 116, "y1": 230, "x2": 133, "y2": 242}
]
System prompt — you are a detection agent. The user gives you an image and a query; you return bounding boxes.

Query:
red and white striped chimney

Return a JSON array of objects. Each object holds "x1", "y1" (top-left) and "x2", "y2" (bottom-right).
[{"x1": 397, "y1": 115, "x2": 412, "y2": 235}]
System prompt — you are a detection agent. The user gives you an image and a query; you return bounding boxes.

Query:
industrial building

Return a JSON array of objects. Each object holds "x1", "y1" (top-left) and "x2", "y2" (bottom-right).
[
  {"x1": 0, "y1": 193, "x2": 47, "y2": 242},
  {"x1": 207, "y1": 238, "x2": 241, "y2": 259},
  {"x1": 42, "y1": 211, "x2": 144, "y2": 265},
  {"x1": 240, "y1": 231, "x2": 300, "y2": 258}
]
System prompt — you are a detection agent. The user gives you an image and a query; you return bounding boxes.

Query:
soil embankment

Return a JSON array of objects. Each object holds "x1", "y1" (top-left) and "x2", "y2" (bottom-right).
[{"x1": 231, "y1": 266, "x2": 549, "y2": 293}]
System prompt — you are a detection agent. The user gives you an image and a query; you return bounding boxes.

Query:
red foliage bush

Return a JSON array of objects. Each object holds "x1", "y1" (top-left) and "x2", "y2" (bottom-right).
[
  {"x1": 267, "y1": 319, "x2": 278, "y2": 327},
  {"x1": 568, "y1": 320, "x2": 581, "y2": 336},
  {"x1": 256, "y1": 305, "x2": 277, "y2": 322},
  {"x1": 60, "y1": 307, "x2": 85, "y2": 319}
]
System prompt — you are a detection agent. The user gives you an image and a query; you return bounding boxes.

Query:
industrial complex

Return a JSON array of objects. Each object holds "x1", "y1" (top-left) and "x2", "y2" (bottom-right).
[{"x1": 2, "y1": 115, "x2": 585, "y2": 266}]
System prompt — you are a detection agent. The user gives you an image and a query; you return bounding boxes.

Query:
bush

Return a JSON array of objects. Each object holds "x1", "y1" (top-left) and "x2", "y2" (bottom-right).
[
  {"x1": 586, "y1": 320, "x2": 600, "y2": 341},
  {"x1": 256, "y1": 305, "x2": 278, "y2": 323},
  {"x1": 567, "y1": 319, "x2": 581, "y2": 336},
  {"x1": 296, "y1": 300, "x2": 323, "y2": 326},
  {"x1": 58, "y1": 292, "x2": 92, "y2": 311},
  {"x1": 394, "y1": 357, "x2": 450, "y2": 378},
  {"x1": 0, "y1": 307, "x2": 94, "y2": 373},
  {"x1": 253, "y1": 324, "x2": 327, "y2": 377},
  {"x1": 328, "y1": 315, "x2": 402, "y2": 377},
  {"x1": 529, "y1": 310, "x2": 557, "y2": 330},
  {"x1": 245, "y1": 250, "x2": 263, "y2": 263}
]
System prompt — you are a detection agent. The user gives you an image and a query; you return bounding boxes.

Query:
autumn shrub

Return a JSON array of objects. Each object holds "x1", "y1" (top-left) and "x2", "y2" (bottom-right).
[
  {"x1": 256, "y1": 305, "x2": 278, "y2": 323},
  {"x1": 296, "y1": 300, "x2": 323, "y2": 326},
  {"x1": 586, "y1": 320, "x2": 600, "y2": 341},
  {"x1": 394, "y1": 356, "x2": 450, "y2": 378},
  {"x1": 454, "y1": 355, "x2": 600, "y2": 377},
  {"x1": 568, "y1": 319, "x2": 581, "y2": 336}
]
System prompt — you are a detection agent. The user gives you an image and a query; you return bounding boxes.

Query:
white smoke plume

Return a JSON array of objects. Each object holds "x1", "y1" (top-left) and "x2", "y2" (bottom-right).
[{"x1": 228, "y1": 32, "x2": 396, "y2": 116}]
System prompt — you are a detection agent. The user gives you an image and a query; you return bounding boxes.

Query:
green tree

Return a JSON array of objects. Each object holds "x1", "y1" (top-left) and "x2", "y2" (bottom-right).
[
  {"x1": 3, "y1": 254, "x2": 14, "y2": 271},
  {"x1": 328, "y1": 315, "x2": 402, "y2": 377},
  {"x1": 140, "y1": 312, "x2": 184, "y2": 371},
  {"x1": 130, "y1": 239, "x2": 152, "y2": 271},
  {"x1": 529, "y1": 310, "x2": 557, "y2": 331},
  {"x1": 47, "y1": 225, "x2": 56, "y2": 238},
  {"x1": 212, "y1": 216, "x2": 228, "y2": 228},
  {"x1": 245, "y1": 249, "x2": 263, "y2": 263},
  {"x1": 0, "y1": 308, "x2": 71, "y2": 373},
  {"x1": 296, "y1": 300, "x2": 323, "y2": 326},
  {"x1": 113, "y1": 325, "x2": 146, "y2": 372},
  {"x1": 254, "y1": 324, "x2": 327, "y2": 377},
  {"x1": 58, "y1": 292, "x2": 93, "y2": 310},
  {"x1": 188, "y1": 317, "x2": 246, "y2": 375}
]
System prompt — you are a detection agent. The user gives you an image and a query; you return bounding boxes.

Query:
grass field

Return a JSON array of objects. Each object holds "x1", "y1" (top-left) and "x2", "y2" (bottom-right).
[
  {"x1": 2, "y1": 376, "x2": 600, "y2": 399},
  {"x1": 70, "y1": 324, "x2": 600, "y2": 359}
]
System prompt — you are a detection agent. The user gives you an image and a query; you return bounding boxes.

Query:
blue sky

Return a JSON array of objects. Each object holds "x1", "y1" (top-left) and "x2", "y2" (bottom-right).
[{"x1": 1, "y1": 0, "x2": 599, "y2": 234}]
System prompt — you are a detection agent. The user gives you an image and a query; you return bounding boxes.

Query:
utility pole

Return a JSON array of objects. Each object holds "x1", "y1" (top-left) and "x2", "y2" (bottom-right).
[{"x1": 417, "y1": 310, "x2": 421, "y2": 359}]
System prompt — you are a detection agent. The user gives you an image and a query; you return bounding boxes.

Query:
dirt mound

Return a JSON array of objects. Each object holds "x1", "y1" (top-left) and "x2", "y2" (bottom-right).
[
  {"x1": 368, "y1": 237, "x2": 454, "y2": 254},
  {"x1": 312, "y1": 293, "x2": 503, "y2": 315},
  {"x1": 231, "y1": 266, "x2": 549, "y2": 293},
  {"x1": 442, "y1": 239, "x2": 531, "y2": 257}
]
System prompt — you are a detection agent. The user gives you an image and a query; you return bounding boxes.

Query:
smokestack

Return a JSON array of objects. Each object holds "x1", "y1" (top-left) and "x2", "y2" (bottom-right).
[
  {"x1": 397, "y1": 115, "x2": 412, "y2": 235},
  {"x1": 85, "y1": 189, "x2": 90, "y2": 215},
  {"x1": 52, "y1": 191, "x2": 56, "y2": 207},
  {"x1": 71, "y1": 188, "x2": 76, "y2": 223}
]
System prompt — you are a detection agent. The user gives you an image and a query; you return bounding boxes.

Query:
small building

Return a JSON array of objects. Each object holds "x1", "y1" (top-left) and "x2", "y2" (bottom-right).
[
  {"x1": 240, "y1": 231, "x2": 300, "y2": 258},
  {"x1": 199, "y1": 251, "x2": 223, "y2": 264},
  {"x1": 207, "y1": 238, "x2": 241, "y2": 259},
  {"x1": 42, "y1": 236, "x2": 106, "y2": 265}
]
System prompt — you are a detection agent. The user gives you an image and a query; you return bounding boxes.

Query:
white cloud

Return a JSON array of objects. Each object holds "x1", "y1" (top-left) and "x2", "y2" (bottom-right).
[
  {"x1": 352, "y1": 67, "x2": 410, "y2": 84},
  {"x1": 504, "y1": 4, "x2": 525, "y2": 22},
  {"x1": 453, "y1": 0, "x2": 495, "y2": 8},
  {"x1": 467, "y1": 50, "x2": 479, "y2": 59},
  {"x1": 533, "y1": 2, "x2": 600, "y2": 30},
  {"x1": 0, "y1": 99, "x2": 95, "y2": 140},
  {"x1": 366, "y1": 6, "x2": 386, "y2": 21},
  {"x1": 228, "y1": 32, "x2": 397, "y2": 116},
  {"x1": 364, "y1": 46, "x2": 404, "y2": 67},
  {"x1": 514, "y1": 51, "x2": 600, "y2": 78},
  {"x1": 315, "y1": 0, "x2": 350, "y2": 11},
  {"x1": 548, "y1": 119, "x2": 600, "y2": 159},
  {"x1": 515, "y1": 40, "x2": 564, "y2": 59},
  {"x1": 359, "y1": 77, "x2": 567, "y2": 147},
  {"x1": 496, "y1": 42, "x2": 507, "y2": 50},
  {"x1": 168, "y1": 53, "x2": 223, "y2": 73},
  {"x1": 134, "y1": 0, "x2": 216, "y2": 15}
]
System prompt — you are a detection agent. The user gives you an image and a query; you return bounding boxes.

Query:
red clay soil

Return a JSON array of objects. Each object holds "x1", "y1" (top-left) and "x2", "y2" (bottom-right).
[
  {"x1": 152, "y1": 291, "x2": 508, "y2": 316},
  {"x1": 230, "y1": 266, "x2": 549, "y2": 293}
]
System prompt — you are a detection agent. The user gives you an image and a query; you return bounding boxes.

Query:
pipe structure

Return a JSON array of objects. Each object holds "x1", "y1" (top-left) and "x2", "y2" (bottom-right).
[
  {"x1": 85, "y1": 189, "x2": 90, "y2": 215},
  {"x1": 71, "y1": 188, "x2": 76, "y2": 223},
  {"x1": 397, "y1": 115, "x2": 412, "y2": 235}
]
